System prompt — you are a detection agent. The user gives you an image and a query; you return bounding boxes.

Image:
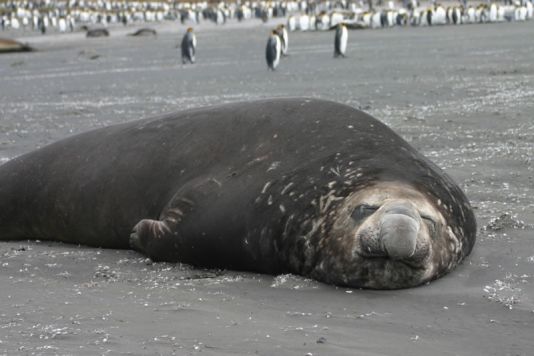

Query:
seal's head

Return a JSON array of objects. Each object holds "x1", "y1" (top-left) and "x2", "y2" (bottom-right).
[{"x1": 311, "y1": 181, "x2": 475, "y2": 289}]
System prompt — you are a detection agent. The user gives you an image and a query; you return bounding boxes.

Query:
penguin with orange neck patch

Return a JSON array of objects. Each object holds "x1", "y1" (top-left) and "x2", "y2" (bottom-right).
[{"x1": 181, "y1": 27, "x2": 196, "y2": 64}]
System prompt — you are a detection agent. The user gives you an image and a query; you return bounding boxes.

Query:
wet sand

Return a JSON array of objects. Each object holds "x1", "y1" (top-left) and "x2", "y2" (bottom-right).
[{"x1": 0, "y1": 19, "x2": 533, "y2": 355}]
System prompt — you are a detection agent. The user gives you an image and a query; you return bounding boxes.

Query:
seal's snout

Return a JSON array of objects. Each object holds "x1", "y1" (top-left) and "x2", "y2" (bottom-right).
[
  {"x1": 379, "y1": 203, "x2": 420, "y2": 260},
  {"x1": 382, "y1": 204, "x2": 419, "y2": 220}
]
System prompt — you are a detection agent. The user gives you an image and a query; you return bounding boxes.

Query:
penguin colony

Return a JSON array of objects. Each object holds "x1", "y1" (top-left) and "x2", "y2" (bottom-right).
[
  {"x1": 1, "y1": 1, "x2": 533, "y2": 34},
  {"x1": 2, "y1": 0, "x2": 534, "y2": 68},
  {"x1": 0, "y1": 0, "x2": 291, "y2": 34},
  {"x1": 285, "y1": 1, "x2": 534, "y2": 31}
]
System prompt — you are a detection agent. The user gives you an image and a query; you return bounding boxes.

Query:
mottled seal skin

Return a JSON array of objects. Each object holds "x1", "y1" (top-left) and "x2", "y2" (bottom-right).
[{"x1": 0, "y1": 98, "x2": 476, "y2": 289}]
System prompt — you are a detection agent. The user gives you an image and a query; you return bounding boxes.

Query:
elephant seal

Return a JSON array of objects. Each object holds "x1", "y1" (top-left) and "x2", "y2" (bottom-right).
[
  {"x1": 86, "y1": 28, "x2": 109, "y2": 38},
  {"x1": 0, "y1": 98, "x2": 476, "y2": 289},
  {"x1": 0, "y1": 38, "x2": 33, "y2": 53},
  {"x1": 128, "y1": 28, "x2": 157, "y2": 37}
]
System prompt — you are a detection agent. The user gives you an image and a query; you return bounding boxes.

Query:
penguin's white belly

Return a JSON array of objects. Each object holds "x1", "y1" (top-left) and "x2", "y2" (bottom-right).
[
  {"x1": 274, "y1": 36, "x2": 281, "y2": 68},
  {"x1": 339, "y1": 28, "x2": 348, "y2": 54}
]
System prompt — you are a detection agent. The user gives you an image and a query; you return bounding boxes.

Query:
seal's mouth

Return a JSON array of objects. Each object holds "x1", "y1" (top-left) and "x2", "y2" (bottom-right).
[
  {"x1": 363, "y1": 255, "x2": 427, "y2": 270},
  {"x1": 344, "y1": 254, "x2": 429, "y2": 289}
]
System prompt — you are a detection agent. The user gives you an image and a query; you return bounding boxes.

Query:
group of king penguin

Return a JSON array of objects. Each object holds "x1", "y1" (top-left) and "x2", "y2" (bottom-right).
[
  {"x1": 180, "y1": 20, "x2": 346, "y2": 69},
  {"x1": 265, "y1": 21, "x2": 347, "y2": 70}
]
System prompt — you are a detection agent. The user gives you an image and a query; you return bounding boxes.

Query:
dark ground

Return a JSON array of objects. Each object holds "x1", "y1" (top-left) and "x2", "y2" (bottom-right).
[{"x1": 0, "y1": 18, "x2": 533, "y2": 355}]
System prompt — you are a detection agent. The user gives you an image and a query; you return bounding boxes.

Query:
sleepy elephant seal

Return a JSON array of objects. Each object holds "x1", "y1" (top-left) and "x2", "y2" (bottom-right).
[
  {"x1": 86, "y1": 28, "x2": 109, "y2": 38},
  {"x1": 128, "y1": 28, "x2": 157, "y2": 37},
  {"x1": 0, "y1": 98, "x2": 476, "y2": 289}
]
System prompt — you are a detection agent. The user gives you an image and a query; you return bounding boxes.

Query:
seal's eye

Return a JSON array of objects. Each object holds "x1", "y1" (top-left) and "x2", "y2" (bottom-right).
[
  {"x1": 422, "y1": 216, "x2": 437, "y2": 238},
  {"x1": 351, "y1": 204, "x2": 378, "y2": 223}
]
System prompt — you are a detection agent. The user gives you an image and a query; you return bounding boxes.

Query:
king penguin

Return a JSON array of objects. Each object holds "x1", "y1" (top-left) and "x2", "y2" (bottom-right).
[
  {"x1": 265, "y1": 29, "x2": 281, "y2": 70},
  {"x1": 181, "y1": 27, "x2": 196, "y2": 64},
  {"x1": 276, "y1": 24, "x2": 288, "y2": 56},
  {"x1": 334, "y1": 23, "x2": 348, "y2": 58}
]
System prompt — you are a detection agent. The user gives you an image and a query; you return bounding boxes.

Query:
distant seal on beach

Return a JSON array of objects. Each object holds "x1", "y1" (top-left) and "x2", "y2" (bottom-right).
[
  {"x1": 0, "y1": 38, "x2": 33, "y2": 53},
  {"x1": 128, "y1": 28, "x2": 157, "y2": 37},
  {"x1": 0, "y1": 98, "x2": 476, "y2": 289},
  {"x1": 86, "y1": 28, "x2": 109, "y2": 38}
]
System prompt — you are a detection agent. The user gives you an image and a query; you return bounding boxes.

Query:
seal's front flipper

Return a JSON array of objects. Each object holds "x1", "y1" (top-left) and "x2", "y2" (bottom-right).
[
  {"x1": 130, "y1": 198, "x2": 193, "y2": 262},
  {"x1": 129, "y1": 206, "x2": 188, "y2": 262},
  {"x1": 129, "y1": 177, "x2": 222, "y2": 262}
]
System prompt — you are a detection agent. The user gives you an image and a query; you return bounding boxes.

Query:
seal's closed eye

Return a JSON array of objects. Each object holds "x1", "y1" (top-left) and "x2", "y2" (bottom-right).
[
  {"x1": 421, "y1": 216, "x2": 437, "y2": 238},
  {"x1": 351, "y1": 204, "x2": 379, "y2": 223}
]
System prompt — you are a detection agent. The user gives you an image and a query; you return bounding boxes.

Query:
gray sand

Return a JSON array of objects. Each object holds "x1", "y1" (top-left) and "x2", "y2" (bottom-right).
[{"x1": 0, "y1": 19, "x2": 533, "y2": 355}]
